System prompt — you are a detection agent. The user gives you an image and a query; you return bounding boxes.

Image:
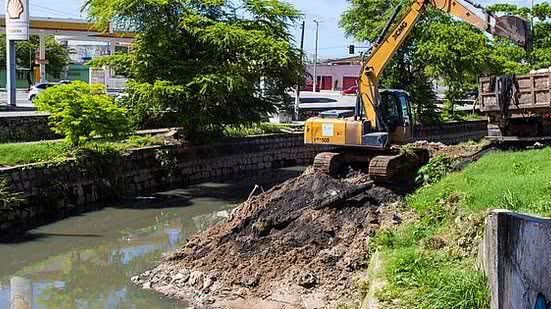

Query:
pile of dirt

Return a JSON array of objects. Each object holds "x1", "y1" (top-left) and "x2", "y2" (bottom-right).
[
  {"x1": 412, "y1": 140, "x2": 488, "y2": 159},
  {"x1": 132, "y1": 168, "x2": 404, "y2": 308}
]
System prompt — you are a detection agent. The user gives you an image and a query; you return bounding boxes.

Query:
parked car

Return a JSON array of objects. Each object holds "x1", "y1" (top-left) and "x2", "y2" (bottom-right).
[
  {"x1": 341, "y1": 85, "x2": 358, "y2": 95},
  {"x1": 28, "y1": 81, "x2": 72, "y2": 101}
]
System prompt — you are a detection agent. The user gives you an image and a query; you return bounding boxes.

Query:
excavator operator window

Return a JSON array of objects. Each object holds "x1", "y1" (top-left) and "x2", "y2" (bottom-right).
[
  {"x1": 397, "y1": 94, "x2": 412, "y2": 126},
  {"x1": 380, "y1": 92, "x2": 401, "y2": 132}
]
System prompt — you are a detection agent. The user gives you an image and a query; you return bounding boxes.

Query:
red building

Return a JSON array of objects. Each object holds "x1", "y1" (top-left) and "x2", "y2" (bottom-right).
[{"x1": 305, "y1": 56, "x2": 362, "y2": 91}]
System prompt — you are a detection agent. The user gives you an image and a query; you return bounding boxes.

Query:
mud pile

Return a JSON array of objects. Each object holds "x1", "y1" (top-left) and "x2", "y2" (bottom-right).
[{"x1": 132, "y1": 168, "x2": 404, "y2": 308}]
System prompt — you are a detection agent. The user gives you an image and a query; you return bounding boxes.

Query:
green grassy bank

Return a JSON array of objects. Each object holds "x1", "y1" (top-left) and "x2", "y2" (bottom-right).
[
  {"x1": 368, "y1": 148, "x2": 551, "y2": 308},
  {"x1": 0, "y1": 136, "x2": 163, "y2": 168}
]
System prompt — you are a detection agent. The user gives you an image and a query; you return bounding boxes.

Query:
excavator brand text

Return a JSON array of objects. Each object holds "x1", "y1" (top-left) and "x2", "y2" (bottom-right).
[{"x1": 392, "y1": 21, "x2": 408, "y2": 41}]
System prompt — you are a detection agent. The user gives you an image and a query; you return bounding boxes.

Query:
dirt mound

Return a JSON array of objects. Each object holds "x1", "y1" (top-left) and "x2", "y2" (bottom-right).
[
  {"x1": 412, "y1": 140, "x2": 488, "y2": 159},
  {"x1": 132, "y1": 168, "x2": 403, "y2": 308}
]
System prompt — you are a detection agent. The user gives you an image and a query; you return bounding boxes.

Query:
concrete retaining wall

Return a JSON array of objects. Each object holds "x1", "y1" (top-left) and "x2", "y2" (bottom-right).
[
  {"x1": 480, "y1": 210, "x2": 551, "y2": 309},
  {"x1": 0, "y1": 134, "x2": 329, "y2": 237}
]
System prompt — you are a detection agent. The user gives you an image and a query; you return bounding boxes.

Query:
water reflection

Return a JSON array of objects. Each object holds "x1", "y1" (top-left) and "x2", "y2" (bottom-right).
[{"x1": 0, "y1": 167, "x2": 303, "y2": 308}]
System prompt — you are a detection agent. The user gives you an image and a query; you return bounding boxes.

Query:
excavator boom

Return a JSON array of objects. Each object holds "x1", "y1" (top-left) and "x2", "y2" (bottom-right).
[
  {"x1": 304, "y1": 0, "x2": 530, "y2": 181},
  {"x1": 359, "y1": 0, "x2": 531, "y2": 131}
]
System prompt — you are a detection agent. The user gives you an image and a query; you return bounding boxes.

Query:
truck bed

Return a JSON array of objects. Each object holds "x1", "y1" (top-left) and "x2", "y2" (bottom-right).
[{"x1": 480, "y1": 73, "x2": 551, "y2": 113}]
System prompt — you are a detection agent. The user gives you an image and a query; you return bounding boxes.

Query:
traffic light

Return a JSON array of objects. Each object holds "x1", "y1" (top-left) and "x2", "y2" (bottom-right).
[{"x1": 349, "y1": 45, "x2": 355, "y2": 55}]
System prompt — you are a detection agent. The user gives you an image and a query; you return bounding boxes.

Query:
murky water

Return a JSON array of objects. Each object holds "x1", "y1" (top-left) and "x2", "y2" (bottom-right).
[{"x1": 0, "y1": 167, "x2": 303, "y2": 308}]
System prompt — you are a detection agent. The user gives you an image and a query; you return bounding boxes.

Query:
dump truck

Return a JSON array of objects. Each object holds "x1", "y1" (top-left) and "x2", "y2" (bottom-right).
[{"x1": 480, "y1": 72, "x2": 551, "y2": 142}]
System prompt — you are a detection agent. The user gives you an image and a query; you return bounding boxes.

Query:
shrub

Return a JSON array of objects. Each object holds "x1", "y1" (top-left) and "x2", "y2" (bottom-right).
[
  {"x1": 35, "y1": 81, "x2": 132, "y2": 146},
  {"x1": 416, "y1": 154, "x2": 455, "y2": 185}
]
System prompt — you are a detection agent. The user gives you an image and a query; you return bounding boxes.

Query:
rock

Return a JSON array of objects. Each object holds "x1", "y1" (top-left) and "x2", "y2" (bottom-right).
[
  {"x1": 298, "y1": 272, "x2": 318, "y2": 288},
  {"x1": 142, "y1": 282, "x2": 152, "y2": 290},
  {"x1": 203, "y1": 275, "x2": 216, "y2": 291},
  {"x1": 392, "y1": 213, "x2": 402, "y2": 225},
  {"x1": 173, "y1": 269, "x2": 191, "y2": 283},
  {"x1": 189, "y1": 271, "x2": 204, "y2": 288},
  {"x1": 131, "y1": 276, "x2": 142, "y2": 284},
  {"x1": 240, "y1": 273, "x2": 259, "y2": 288}
]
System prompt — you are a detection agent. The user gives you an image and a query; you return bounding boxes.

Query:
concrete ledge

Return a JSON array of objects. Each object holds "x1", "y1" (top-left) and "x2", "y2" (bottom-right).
[{"x1": 481, "y1": 209, "x2": 551, "y2": 309}]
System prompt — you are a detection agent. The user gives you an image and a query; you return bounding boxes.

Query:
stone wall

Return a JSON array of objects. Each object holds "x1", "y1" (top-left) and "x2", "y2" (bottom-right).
[
  {"x1": 0, "y1": 113, "x2": 59, "y2": 143},
  {"x1": 0, "y1": 134, "x2": 329, "y2": 237},
  {"x1": 414, "y1": 120, "x2": 487, "y2": 144}
]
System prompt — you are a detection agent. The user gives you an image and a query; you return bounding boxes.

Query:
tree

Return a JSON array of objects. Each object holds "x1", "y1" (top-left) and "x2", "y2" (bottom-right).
[
  {"x1": 34, "y1": 81, "x2": 131, "y2": 146},
  {"x1": 83, "y1": 0, "x2": 303, "y2": 140},
  {"x1": 340, "y1": 0, "x2": 528, "y2": 121},
  {"x1": 0, "y1": 35, "x2": 70, "y2": 82},
  {"x1": 341, "y1": 2, "x2": 443, "y2": 123},
  {"x1": 489, "y1": 3, "x2": 551, "y2": 70}
]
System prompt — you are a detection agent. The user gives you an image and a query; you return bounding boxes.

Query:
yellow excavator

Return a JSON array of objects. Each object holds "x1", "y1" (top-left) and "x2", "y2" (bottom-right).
[{"x1": 304, "y1": 0, "x2": 531, "y2": 181}]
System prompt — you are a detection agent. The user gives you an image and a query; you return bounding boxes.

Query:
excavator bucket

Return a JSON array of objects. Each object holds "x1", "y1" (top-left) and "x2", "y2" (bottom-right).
[{"x1": 494, "y1": 15, "x2": 532, "y2": 50}]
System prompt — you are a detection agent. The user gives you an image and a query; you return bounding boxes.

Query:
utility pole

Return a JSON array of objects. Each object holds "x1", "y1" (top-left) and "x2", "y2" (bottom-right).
[
  {"x1": 294, "y1": 20, "x2": 305, "y2": 120},
  {"x1": 313, "y1": 20, "x2": 322, "y2": 93}
]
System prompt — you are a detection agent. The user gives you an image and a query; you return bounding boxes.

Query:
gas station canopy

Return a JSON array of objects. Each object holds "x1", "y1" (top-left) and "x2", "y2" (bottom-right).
[{"x1": 0, "y1": 15, "x2": 135, "y2": 43}]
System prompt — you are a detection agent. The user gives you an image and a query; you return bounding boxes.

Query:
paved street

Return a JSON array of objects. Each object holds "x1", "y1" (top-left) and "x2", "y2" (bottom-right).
[{"x1": 0, "y1": 90, "x2": 35, "y2": 111}]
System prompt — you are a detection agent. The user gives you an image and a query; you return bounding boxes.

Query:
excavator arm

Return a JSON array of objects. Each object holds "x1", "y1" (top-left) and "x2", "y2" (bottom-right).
[{"x1": 359, "y1": 0, "x2": 531, "y2": 130}]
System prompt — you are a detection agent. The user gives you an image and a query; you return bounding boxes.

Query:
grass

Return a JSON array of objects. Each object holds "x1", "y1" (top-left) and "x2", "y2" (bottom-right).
[
  {"x1": 0, "y1": 122, "x2": 293, "y2": 167},
  {"x1": 368, "y1": 148, "x2": 551, "y2": 308},
  {"x1": 0, "y1": 135, "x2": 164, "y2": 168},
  {"x1": 0, "y1": 142, "x2": 68, "y2": 167},
  {"x1": 223, "y1": 123, "x2": 293, "y2": 137}
]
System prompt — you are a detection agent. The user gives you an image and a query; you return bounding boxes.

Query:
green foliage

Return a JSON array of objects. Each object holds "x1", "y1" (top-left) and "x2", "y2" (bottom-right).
[
  {"x1": 34, "y1": 81, "x2": 132, "y2": 146},
  {"x1": 84, "y1": 0, "x2": 303, "y2": 140},
  {"x1": 489, "y1": 3, "x2": 551, "y2": 70},
  {"x1": 0, "y1": 179, "x2": 25, "y2": 210},
  {"x1": 370, "y1": 149, "x2": 551, "y2": 307},
  {"x1": 416, "y1": 154, "x2": 454, "y2": 185},
  {"x1": 223, "y1": 122, "x2": 289, "y2": 137},
  {"x1": 409, "y1": 148, "x2": 551, "y2": 215}
]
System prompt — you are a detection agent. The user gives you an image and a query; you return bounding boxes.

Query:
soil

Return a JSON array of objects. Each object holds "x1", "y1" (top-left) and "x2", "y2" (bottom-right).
[
  {"x1": 131, "y1": 140, "x2": 488, "y2": 308},
  {"x1": 132, "y1": 168, "x2": 405, "y2": 308},
  {"x1": 411, "y1": 140, "x2": 489, "y2": 159}
]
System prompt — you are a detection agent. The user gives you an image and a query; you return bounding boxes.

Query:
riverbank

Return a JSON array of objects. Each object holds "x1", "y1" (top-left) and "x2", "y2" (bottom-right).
[
  {"x1": 133, "y1": 141, "x2": 492, "y2": 308},
  {"x1": 364, "y1": 147, "x2": 551, "y2": 308},
  {"x1": 0, "y1": 134, "x2": 329, "y2": 239},
  {"x1": 0, "y1": 168, "x2": 303, "y2": 308}
]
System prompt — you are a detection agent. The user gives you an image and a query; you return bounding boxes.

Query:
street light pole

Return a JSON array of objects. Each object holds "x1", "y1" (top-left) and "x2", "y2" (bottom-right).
[
  {"x1": 313, "y1": 20, "x2": 322, "y2": 93},
  {"x1": 294, "y1": 20, "x2": 305, "y2": 120}
]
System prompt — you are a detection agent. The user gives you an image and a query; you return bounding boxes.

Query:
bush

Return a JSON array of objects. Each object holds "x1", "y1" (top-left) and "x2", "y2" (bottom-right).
[
  {"x1": 416, "y1": 154, "x2": 455, "y2": 185},
  {"x1": 35, "y1": 81, "x2": 132, "y2": 146}
]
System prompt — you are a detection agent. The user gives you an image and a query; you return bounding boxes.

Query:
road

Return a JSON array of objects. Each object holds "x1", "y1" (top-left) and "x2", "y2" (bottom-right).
[{"x1": 0, "y1": 90, "x2": 35, "y2": 111}]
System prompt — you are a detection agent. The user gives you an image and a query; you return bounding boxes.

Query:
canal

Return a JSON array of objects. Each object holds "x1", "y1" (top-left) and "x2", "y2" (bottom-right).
[{"x1": 0, "y1": 167, "x2": 303, "y2": 308}]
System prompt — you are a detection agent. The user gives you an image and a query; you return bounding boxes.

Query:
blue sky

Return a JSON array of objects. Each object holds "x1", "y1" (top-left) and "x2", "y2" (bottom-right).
[{"x1": 2, "y1": 0, "x2": 538, "y2": 59}]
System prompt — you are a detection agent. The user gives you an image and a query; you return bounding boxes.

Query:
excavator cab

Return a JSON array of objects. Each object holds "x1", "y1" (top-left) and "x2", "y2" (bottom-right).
[{"x1": 380, "y1": 90, "x2": 414, "y2": 144}]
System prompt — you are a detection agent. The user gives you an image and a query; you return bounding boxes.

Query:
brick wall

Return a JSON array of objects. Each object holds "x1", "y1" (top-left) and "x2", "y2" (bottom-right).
[{"x1": 0, "y1": 134, "x2": 330, "y2": 236}]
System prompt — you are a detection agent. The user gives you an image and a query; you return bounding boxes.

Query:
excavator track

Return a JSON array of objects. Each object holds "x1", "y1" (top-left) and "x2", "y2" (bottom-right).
[
  {"x1": 313, "y1": 148, "x2": 429, "y2": 183},
  {"x1": 313, "y1": 152, "x2": 343, "y2": 176},
  {"x1": 368, "y1": 149, "x2": 429, "y2": 182}
]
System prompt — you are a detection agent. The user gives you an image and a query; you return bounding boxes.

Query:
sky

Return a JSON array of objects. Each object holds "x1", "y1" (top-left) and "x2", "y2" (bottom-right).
[{"x1": 0, "y1": 0, "x2": 539, "y2": 59}]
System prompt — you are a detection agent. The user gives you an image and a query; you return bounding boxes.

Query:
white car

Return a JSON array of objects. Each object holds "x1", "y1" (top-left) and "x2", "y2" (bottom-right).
[{"x1": 28, "y1": 80, "x2": 71, "y2": 101}]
